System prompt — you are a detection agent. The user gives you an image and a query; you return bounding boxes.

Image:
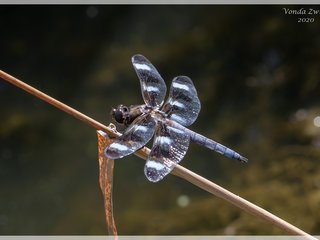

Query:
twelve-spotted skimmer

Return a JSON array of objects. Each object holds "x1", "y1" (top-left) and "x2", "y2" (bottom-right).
[{"x1": 105, "y1": 54, "x2": 247, "y2": 182}]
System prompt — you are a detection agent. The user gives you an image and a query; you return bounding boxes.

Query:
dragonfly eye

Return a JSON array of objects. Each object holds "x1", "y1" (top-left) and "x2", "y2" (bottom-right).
[
  {"x1": 111, "y1": 105, "x2": 130, "y2": 124},
  {"x1": 111, "y1": 107, "x2": 124, "y2": 124},
  {"x1": 122, "y1": 106, "x2": 129, "y2": 112},
  {"x1": 112, "y1": 110, "x2": 124, "y2": 124}
]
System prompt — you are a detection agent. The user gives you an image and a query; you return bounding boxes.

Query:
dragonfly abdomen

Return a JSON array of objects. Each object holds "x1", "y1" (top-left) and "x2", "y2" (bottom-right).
[{"x1": 170, "y1": 121, "x2": 248, "y2": 163}]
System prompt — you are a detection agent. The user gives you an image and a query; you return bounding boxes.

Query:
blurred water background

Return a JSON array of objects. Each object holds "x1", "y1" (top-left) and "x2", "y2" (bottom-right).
[{"x1": 0, "y1": 5, "x2": 320, "y2": 235}]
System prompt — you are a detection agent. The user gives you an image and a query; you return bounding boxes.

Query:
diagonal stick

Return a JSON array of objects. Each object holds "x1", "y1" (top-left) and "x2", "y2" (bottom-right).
[{"x1": 0, "y1": 70, "x2": 317, "y2": 239}]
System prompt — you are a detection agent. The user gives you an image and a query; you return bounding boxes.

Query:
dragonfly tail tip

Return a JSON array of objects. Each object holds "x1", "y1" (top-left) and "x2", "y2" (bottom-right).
[{"x1": 240, "y1": 156, "x2": 248, "y2": 163}]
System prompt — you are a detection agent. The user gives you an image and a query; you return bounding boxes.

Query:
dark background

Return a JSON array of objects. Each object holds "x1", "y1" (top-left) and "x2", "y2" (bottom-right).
[{"x1": 0, "y1": 5, "x2": 320, "y2": 235}]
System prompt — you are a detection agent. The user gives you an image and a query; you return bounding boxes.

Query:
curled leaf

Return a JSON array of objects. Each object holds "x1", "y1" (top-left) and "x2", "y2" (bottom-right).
[{"x1": 97, "y1": 130, "x2": 117, "y2": 236}]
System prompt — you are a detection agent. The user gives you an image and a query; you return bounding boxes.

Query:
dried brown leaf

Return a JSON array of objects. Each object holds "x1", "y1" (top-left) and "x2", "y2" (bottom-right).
[{"x1": 97, "y1": 130, "x2": 117, "y2": 236}]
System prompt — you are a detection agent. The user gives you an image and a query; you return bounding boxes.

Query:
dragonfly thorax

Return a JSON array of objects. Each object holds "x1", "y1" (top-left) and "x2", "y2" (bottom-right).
[{"x1": 111, "y1": 104, "x2": 146, "y2": 126}]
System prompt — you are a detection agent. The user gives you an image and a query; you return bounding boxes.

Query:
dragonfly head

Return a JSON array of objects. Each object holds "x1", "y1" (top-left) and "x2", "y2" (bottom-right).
[{"x1": 111, "y1": 104, "x2": 129, "y2": 125}]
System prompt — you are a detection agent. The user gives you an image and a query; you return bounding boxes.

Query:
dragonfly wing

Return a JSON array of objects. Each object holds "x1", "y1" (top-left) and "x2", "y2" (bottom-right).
[
  {"x1": 162, "y1": 76, "x2": 201, "y2": 126},
  {"x1": 144, "y1": 122, "x2": 190, "y2": 182},
  {"x1": 105, "y1": 113, "x2": 156, "y2": 159},
  {"x1": 132, "y1": 54, "x2": 167, "y2": 108}
]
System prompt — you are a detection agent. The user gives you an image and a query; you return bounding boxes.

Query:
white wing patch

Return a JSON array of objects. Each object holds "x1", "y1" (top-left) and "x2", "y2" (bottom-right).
[
  {"x1": 108, "y1": 142, "x2": 129, "y2": 152},
  {"x1": 172, "y1": 81, "x2": 190, "y2": 91},
  {"x1": 154, "y1": 136, "x2": 173, "y2": 145},
  {"x1": 170, "y1": 100, "x2": 185, "y2": 109},
  {"x1": 134, "y1": 63, "x2": 151, "y2": 71},
  {"x1": 170, "y1": 114, "x2": 187, "y2": 126},
  {"x1": 146, "y1": 86, "x2": 160, "y2": 92},
  {"x1": 136, "y1": 125, "x2": 149, "y2": 133},
  {"x1": 145, "y1": 160, "x2": 166, "y2": 171}
]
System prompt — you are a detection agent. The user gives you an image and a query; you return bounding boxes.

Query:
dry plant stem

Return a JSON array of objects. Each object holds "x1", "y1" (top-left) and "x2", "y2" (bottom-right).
[
  {"x1": 0, "y1": 70, "x2": 317, "y2": 240},
  {"x1": 0, "y1": 70, "x2": 118, "y2": 138},
  {"x1": 173, "y1": 165, "x2": 317, "y2": 239}
]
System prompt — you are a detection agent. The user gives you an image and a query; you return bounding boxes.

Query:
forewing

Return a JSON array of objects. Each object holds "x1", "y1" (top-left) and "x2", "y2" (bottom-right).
[
  {"x1": 144, "y1": 122, "x2": 190, "y2": 182},
  {"x1": 162, "y1": 76, "x2": 201, "y2": 126},
  {"x1": 105, "y1": 113, "x2": 156, "y2": 159},
  {"x1": 132, "y1": 54, "x2": 167, "y2": 108}
]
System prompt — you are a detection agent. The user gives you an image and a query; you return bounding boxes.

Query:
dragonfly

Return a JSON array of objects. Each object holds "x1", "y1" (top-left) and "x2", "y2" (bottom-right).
[{"x1": 105, "y1": 54, "x2": 248, "y2": 182}]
